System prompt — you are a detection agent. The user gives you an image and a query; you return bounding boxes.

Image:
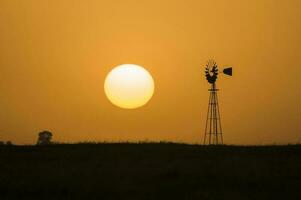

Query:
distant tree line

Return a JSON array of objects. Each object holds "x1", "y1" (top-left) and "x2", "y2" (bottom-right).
[
  {"x1": 1, "y1": 130, "x2": 55, "y2": 146},
  {"x1": 0, "y1": 141, "x2": 13, "y2": 146}
]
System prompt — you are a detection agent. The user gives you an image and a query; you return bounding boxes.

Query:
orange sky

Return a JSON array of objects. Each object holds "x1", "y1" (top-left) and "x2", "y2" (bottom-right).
[{"x1": 0, "y1": 0, "x2": 300, "y2": 144}]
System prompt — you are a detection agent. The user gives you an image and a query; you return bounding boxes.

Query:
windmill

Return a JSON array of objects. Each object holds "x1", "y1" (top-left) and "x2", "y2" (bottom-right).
[{"x1": 204, "y1": 60, "x2": 232, "y2": 145}]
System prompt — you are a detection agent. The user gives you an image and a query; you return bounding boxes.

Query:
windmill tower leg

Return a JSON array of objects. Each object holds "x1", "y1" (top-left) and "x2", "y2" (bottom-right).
[
  {"x1": 204, "y1": 84, "x2": 223, "y2": 145},
  {"x1": 215, "y1": 89, "x2": 223, "y2": 144}
]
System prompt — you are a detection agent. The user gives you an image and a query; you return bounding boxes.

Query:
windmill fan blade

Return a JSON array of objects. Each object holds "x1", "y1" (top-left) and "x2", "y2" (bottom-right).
[{"x1": 223, "y1": 67, "x2": 232, "y2": 76}]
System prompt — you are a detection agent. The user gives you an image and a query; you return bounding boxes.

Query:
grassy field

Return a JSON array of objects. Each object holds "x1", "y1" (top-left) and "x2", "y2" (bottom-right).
[{"x1": 0, "y1": 143, "x2": 301, "y2": 200}]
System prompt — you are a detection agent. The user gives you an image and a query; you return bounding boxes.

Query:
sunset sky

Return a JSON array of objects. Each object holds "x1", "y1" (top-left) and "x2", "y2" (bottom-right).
[{"x1": 0, "y1": 0, "x2": 300, "y2": 144}]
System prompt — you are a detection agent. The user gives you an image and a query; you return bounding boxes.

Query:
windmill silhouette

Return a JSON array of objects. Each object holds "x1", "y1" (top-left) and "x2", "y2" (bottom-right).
[{"x1": 204, "y1": 60, "x2": 232, "y2": 145}]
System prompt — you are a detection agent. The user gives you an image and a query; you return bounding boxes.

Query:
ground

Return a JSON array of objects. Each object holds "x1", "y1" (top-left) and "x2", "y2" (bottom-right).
[{"x1": 0, "y1": 143, "x2": 300, "y2": 199}]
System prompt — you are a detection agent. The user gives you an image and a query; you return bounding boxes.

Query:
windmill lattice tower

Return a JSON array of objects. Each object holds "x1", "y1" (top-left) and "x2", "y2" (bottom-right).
[{"x1": 204, "y1": 60, "x2": 232, "y2": 145}]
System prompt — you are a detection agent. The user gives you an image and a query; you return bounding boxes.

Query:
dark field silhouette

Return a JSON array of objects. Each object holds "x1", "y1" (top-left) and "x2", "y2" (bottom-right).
[{"x1": 0, "y1": 143, "x2": 300, "y2": 199}]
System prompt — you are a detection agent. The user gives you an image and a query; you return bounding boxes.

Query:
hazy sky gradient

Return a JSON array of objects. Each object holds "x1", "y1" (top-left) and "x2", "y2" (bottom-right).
[{"x1": 0, "y1": 0, "x2": 300, "y2": 144}]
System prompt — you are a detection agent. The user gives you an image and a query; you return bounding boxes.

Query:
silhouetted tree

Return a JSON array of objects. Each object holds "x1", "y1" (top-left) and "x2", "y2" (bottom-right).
[
  {"x1": 37, "y1": 131, "x2": 53, "y2": 145},
  {"x1": 0, "y1": 141, "x2": 4, "y2": 145},
  {"x1": 6, "y1": 141, "x2": 13, "y2": 146}
]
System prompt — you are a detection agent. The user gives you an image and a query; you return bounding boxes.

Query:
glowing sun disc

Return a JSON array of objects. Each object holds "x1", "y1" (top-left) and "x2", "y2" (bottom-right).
[{"x1": 104, "y1": 64, "x2": 155, "y2": 109}]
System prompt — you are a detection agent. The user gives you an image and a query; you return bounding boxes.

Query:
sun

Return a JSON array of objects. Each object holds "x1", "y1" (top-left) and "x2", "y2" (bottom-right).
[{"x1": 104, "y1": 64, "x2": 155, "y2": 109}]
